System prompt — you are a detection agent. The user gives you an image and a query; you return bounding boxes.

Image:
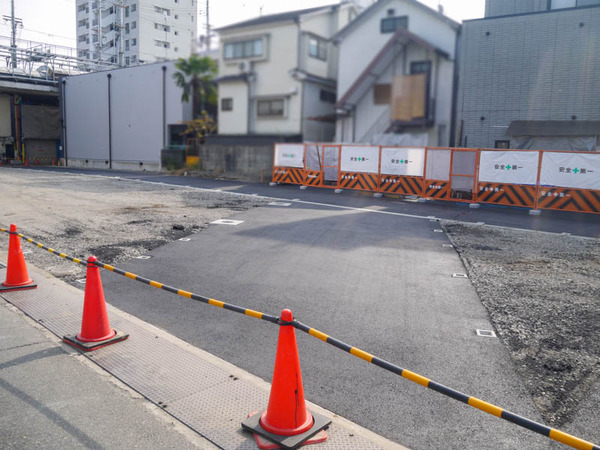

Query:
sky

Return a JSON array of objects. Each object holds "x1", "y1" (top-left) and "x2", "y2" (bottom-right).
[{"x1": 0, "y1": 0, "x2": 485, "y2": 50}]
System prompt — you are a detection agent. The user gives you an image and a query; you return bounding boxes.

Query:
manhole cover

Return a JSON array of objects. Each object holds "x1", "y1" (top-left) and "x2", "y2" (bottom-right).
[
  {"x1": 476, "y1": 329, "x2": 496, "y2": 337},
  {"x1": 211, "y1": 219, "x2": 244, "y2": 226}
]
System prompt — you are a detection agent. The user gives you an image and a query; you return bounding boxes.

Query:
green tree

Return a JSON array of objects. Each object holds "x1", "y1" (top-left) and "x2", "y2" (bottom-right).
[{"x1": 173, "y1": 55, "x2": 217, "y2": 118}]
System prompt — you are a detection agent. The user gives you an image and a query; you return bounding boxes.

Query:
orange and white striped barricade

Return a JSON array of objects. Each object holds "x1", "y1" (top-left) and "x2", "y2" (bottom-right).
[
  {"x1": 272, "y1": 143, "x2": 306, "y2": 185},
  {"x1": 303, "y1": 143, "x2": 324, "y2": 187},
  {"x1": 423, "y1": 148, "x2": 478, "y2": 202},
  {"x1": 378, "y1": 146, "x2": 425, "y2": 195},
  {"x1": 537, "y1": 151, "x2": 600, "y2": 214},
  {"x1": 338, "y1": 145, "x2": 380, "y2": 192},
  {"x1": 475, "y1": 149, "x2": 540, "y2": 208}
]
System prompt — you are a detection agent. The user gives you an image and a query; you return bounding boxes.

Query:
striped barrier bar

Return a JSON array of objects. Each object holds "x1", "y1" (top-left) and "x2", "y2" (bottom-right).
[
  {"x1": 339, "y1": 172, "x2": 379, "y2": 191},
  {"x1": 379, "y1": 175, "x2": 423, "y2": 195},
  {"x1": 304, "y1": 170, "x2": 323, "y2": 187},
  {"x1": 476, "y1": 183, "x2": 538, "y2": 208},
  {"x1": 272, "y1": 167, "x2": 304, "y2": 185},
  {"x1": 537, "y1": 187, "x2": 600, "y2": 214},
  {"x1": 292, "y1": 319, "x2": 600, "y2": 450},
  {"x1": 3, "y1": 226, "x2": 600, "y2": 449},
  {"x1": 0, "y1": 228, "x2": 279, "y2": 325},
  {"x1": 423, "y1": 180, "x2": 451, "y2": 199}
]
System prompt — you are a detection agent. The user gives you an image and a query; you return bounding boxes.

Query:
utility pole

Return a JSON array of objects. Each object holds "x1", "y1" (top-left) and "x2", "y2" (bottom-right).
[
  {"x1": 10, "y1": 0, "x2": 19, "y2": 68},
  {"x1": 205, "y1": 0, "x2": 210, "y2": 52}
]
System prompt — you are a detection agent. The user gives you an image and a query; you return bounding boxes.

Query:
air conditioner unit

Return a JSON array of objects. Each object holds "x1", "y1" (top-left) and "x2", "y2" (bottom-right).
[{"x1": 238, "y1": 60, "x2": 250, "y2": 72}]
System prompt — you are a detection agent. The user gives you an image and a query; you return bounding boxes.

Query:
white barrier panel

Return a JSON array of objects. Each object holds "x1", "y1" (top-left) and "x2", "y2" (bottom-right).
[
  {"x1": 479, "y1": 151, "x2": 539, "y2": 185},
  {"x1": 380, "y1": 147, "x2": 425, "y2": 176},
  {"x1": 540, "y1": 152, "x2": 600, "y2": 190},
  {"x1": 274, "y1": 144, "x2": 305, "y2": 168},
  {"x1": 425, "y1": 149, "x2": 451, "y2": 180},
  {"x1": 340, "y1": 146, "x2": 380, "y2": 173}
]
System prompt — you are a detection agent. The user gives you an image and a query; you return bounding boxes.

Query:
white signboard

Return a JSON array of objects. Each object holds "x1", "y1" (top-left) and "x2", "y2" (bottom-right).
[
  {"x1": 380, "y1": 147, "x2": 425, "y2": 176},
  {"x1": 478, "y1": 151, "x2": 540, "y2": 185},
  {"x1": 540, "y1": 152, "x2": 600, "y2": 190},
  {"x1": 274, "y1": 144, "x2": 304, "y2": 168},
  {"x1": 340, "y1": 146, "x2": 379, "y2": 173}
]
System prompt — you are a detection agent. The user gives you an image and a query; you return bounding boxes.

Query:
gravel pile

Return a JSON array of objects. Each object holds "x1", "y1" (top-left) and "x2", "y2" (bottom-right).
[
  {"x1": 443, "y1": 222, "x2": 600, "y2": 426},
  {"x1": 0, "y1": 169, "x2": 267, "y2": 284}
]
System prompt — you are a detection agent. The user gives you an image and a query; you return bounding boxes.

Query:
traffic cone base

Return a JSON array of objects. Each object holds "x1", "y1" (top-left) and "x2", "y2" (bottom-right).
[
  {"x1": 63, "y1": 330, "x2": 128, "y2": 352},
  {"x1": 242, "y1": 410, "x2": 330, "y2": 450},
  {"x1": 2, "y1": 224, "x2": 36, "y2": 291}
]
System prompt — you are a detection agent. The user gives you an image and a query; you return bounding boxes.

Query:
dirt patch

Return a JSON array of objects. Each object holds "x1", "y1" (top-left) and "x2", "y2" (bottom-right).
[
  {"x1": 444, "y1": 222, "x2": 600, "y2": 426},
  {"x1": 0, "y1": 169, "x2": 267, "y2": 284}
]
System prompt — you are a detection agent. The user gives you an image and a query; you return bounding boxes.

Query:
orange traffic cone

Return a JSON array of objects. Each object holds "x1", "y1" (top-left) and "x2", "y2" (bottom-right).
[
  {"x1": 242, "y1": 309, "x2": 331, "y2": 449},
  {"x1": 63, "y1": 256, "x2": 128, "y2": 351},
  {"x1": 0, "y1": 224, "x2": 37, "y2": 292}
]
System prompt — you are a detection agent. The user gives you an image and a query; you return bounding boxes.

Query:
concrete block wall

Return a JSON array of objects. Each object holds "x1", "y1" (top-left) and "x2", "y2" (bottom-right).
[{"x1": 195, "y1": 144, "x2": 274, "y2": 181}]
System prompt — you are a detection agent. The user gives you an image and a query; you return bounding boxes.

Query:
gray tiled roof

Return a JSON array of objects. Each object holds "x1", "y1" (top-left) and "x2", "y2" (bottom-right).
[{"x1": 216, "y1": 4, "x2": 337, "y2": 31}]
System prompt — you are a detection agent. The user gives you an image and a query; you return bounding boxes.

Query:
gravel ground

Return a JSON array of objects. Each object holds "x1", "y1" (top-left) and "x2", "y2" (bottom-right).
[
  {"x1": 444, "y1": 222, "x2": 600, "y2": 427},
  {"x1": 0, "y1": 169, "x2": 267, "y2": 284}
]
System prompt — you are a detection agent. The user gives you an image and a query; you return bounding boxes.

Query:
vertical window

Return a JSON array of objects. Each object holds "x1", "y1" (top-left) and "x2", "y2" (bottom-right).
[
  {"x1": 319, "y1": 90, "x2": 336, "y2": 103},
  {"x1": 132, "y1": 38, "x2": 137, "y2": 46},
  {"x1": 132, "y1": 21, "x2": 136, "y2": 29},
  {"x1": 125, "y1": 40, "x2": 130, "y2": 51},
  {"x1": 381, "y1": 16, "x2": 408, "y2": 33},
  {"x1": 125, "y1": 56, "x2": 130, "y2": 65},
  {"x1": 308, "y1": 36, "x2": 327, "y2": 60},
  {"x1": 125, "y1": 6, "x2": 129, "y2": 17},
  {"x1": 257, "y1": 99, "x2": 284, "y2": 117},
  {"x1": 131, "y1": 3, "x2": 136, "y2": 12},
  {"x1": 221, "y1": 98, "x2": 233, "y2": 111},
  {"x1": 125, "y1": 23, "x2": 130, "y2": 34}
]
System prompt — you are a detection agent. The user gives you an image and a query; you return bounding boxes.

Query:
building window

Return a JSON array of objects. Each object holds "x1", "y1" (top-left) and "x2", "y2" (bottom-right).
[
  {"x1": 174, "y1": 14, "x2": 179, "y2": 19},
  {"x1": 221, "y1": 98, "x2": 233, "y2": 111},
  {"x1": 155, "y1": 23, "x2": 170, "y2": 32},
  {"x1": 257, "y1": 99, "x2": 284, "y2": 117},
  {"x1": 131, "y1": 3, "x2": 136, "y2": 12},
  {"x1": 373, "y1": 84, "x2": 391, "y2": 104},
  {"x1": 132, "y1": 21, "x2": 136, "y2": 29},
  {"x1": 495, "y1": 140, "x2": 510, "y2": 149},
  {"x1": 78, "y1": 19, "x2": 88, "y2": 28},
  {"x1": 320, "y1": 90, "x2": 336, "y2": 104},
  {"x1": 78, "y1": 4, "x2": 87, "y2": 12},
  {"x1": 125, "y1": 40, "x2": 130, "y2": 51},
  {"x1": 174, "y1": 30, "x2": 179, "y2": 35},
  {"x1": 308, "y1": 36, "x2": 327, "y2": 60},
  {"x1": 155, "y1": 39, "x2": 170, "y2": 48},
  {"x1": 92, "y1": 34, "x2": 98, "y2": 43},
  {"x1": 125, "y1": 56, "x2": 130, "y2": 66},
  {"x1": 224, "y1": 38, "x2": 263, "y2": 60},
  {"x1": 78, "y1": 34, "x2": 87, "y2": 43},
  {"x1": 381, "y1": 16, "x2": 408, "y2": 33},
  {"x1": 125, "y1": 6, "x2": 129, "y2": 17},
  {"x1": 132, "y1": 38, "x2": 137, "y2": 46},
  {"x1": 131, "y1": 55, "x2": 137, "y2": 63},
  {"x1": 125, "y1": 23, "x2": 130, "y2": 34},
  {"x1": 155, "y1": 6, "x2": 170, "y2": 15},
  {"x1": 550, "y1": 0, "x2": 576, "y2": 9},
  {"x1": 410, "y1": 60, "x2": 432, "y2": 75}
]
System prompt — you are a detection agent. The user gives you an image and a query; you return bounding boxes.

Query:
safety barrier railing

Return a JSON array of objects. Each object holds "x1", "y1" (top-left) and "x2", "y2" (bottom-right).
[
  {"x1": 1, "y1": 225, "x2": 599, "y2": 450},
  {"x1": 272, "y1": 144, "x2": 600, "y2": 214}
]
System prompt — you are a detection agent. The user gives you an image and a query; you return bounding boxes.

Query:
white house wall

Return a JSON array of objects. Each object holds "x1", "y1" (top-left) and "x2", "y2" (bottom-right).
[
  {"x1": 218, "y1": 82, "x2": 248, "y2": 134},
  {"x1": 302, "y1": 81, "x2": 335, "y2": 141},
  {"x1": 65, "y1": 61, "x2": 183, "y2": 170},
  {"x1": 337, "y1": 0, "x2": 457, "y2": 100}
]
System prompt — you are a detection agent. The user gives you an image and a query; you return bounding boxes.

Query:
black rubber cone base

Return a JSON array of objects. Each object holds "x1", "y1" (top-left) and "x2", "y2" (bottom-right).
[
  {"x1": 0, "y1": 282, "x2": 37, "y2": 292},
  {"x1": 63, "y1": 330, "x2": 129, "y2": 352},
  {"x1": 242, "y1": 410, "x2": 331, "y2": 449}
]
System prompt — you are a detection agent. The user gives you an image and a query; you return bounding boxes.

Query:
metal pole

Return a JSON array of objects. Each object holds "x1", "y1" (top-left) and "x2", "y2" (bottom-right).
[
  {"x1": 206, "y1": 0, "x2": 210, "y2": 52},
  {"x1": 10, "y1": 0, "x2": 17, "y2": 68}
]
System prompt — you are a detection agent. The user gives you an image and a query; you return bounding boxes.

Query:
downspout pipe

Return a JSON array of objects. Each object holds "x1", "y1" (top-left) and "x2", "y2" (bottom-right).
[
  {"x1": 449, "y1": 26, "x2": 461, "y2": 147},
  {"x1": 107, "y1": 73, "x2": 112, "y2": 169}
]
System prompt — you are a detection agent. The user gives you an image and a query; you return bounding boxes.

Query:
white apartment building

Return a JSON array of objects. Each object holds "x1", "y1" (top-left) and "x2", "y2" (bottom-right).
[{"x1": 76, "y1": 0, "x2": 198, "y2": 70}]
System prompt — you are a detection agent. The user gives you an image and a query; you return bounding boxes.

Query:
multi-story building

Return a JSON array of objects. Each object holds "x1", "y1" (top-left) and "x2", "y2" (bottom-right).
[
  {"x1": 455, "y1": 0, "x2": 600, "y2": 150},
  {"x1": 215, "y1": 3, "x2": 360, "y2": 142},
  {"x1": 75, "y1": 0, "x2": 198, "y2": 70}
]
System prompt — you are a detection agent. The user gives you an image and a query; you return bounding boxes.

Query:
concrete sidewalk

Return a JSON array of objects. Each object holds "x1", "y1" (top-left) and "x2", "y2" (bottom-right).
[{"x1": 0, "y1": 261, "x2": 404, "y2": 450}]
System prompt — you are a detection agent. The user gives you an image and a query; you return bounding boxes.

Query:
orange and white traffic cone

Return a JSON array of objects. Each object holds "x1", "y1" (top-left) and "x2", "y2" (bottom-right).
[
  {"x1": 63, "y1": 256, "x2": 128, "y2": 351},
  {"x1": 242, "y1": 309, "x2": 331, "y2": 449},
  {"x1": 0, "y1": 224, "x2": 37, "y2": 292}
]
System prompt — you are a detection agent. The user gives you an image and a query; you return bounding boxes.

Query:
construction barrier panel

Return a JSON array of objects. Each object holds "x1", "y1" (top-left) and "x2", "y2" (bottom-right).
[
  {"x1": 538, "y1": 151, "x2": 600, "y2": 214},
  {"x1": 379, "y1": 147, "x2": 425, "y2": 195},
  {"x1": 303, "y1": 144, "x2": 324, "y2": 187},
  {"x1": 339, "y1": 145, "x2": 380, "y2": 191},
  {"x1": 476, "y1": 150, "x2": 540, "y2": 208},
  {"x1": 272, "y1": 143, "x2": 305, "y2": 185}
]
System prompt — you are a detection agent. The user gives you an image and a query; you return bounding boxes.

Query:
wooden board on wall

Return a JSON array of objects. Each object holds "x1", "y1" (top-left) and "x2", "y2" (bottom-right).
[{"x1": 391, "y1": 74, "x2": 426, "y2": 121}]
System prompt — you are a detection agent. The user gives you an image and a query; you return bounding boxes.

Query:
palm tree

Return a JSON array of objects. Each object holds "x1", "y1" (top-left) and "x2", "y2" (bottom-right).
[{"x1": 173, "y1": 55, "x2": 217, "y2": 118}]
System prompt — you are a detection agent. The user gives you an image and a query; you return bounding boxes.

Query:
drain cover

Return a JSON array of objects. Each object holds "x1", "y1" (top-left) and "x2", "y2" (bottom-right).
[
  {"x1": 268, "y1": 202, "x2": 292, "y2": 207},
  {"x1": 442, "y1": 244, "x2": 454, "y2": 248},
  {"x1": 452, "y1": 273, "x2": 468, "y2": 278},
  {"x1": 476, "y1": 329, "x2": 496, "y2": 337},
  {"x1": 135, "y1": 255, "x2": 152, "y2": 260},
  {"x1": 210, "y1": 219, "x2": 244, "y2": 226},
  {"x1": 433, "y1": 229, "x2": 443, "y2": 233},
  {"x1": 178, "y1": 238, "x2": 191, "y2": 241}
]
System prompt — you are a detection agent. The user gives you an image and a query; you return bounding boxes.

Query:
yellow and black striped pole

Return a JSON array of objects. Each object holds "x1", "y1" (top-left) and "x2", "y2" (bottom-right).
[
  {"x1": 292, "y1": 320, "x2": 599, "y2": 450},
  {"x1": 1, "y1": 226, "x2": 598, "y2": 450}
]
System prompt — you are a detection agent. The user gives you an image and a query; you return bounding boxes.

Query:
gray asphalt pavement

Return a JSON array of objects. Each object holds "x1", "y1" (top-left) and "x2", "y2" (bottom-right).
[
  {"x1": 0, "y1": 299, "x2": 215, "y2": 450},
  {"x1": 100, "y1": 200, "x2": 557, "y2": 449}
]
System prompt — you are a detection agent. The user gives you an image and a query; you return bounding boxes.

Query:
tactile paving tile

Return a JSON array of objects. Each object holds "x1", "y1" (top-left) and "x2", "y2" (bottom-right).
[{"x1": 0, "y1": 265, "x2": 395, "y2": 450}]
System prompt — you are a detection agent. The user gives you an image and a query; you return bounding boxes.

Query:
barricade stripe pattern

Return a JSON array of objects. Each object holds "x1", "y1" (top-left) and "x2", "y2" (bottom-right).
[
  {"x1": 477, "y1": 183, "x2": 536, "y2": 207},
  {"x1": 379, "y1": 176, "x2": 423, "y2": 195},
  {"x1": 423, "y1": 181, "x2": 449, "y2": 199},
  {"x1": 339, "y1": 173, "x2": 378, "y2": 191},
  {"x1": 272, "y1": 168, "x2": 304, "y2": 185},
  {"x1": 292, "y1": 319, "x2": 599, "y2": 450},
  {"x1": 2, "y1": 226, "x2": 599, "y2": 450},
  {"x1": 538, "y1": 188, "x2": 600, "y2": 213},
  {"x1": 303, "y1": 171, "x2": 322, "y2": 186}
]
